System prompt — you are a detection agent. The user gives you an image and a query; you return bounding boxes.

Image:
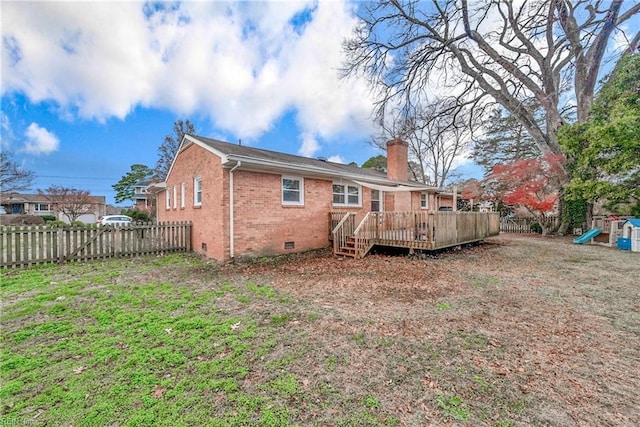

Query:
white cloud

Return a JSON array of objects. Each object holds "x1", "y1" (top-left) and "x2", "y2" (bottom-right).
[
  {"x1": 298, "y1": 132, "x2": 320, "y2": 157},
  {"x1": 327, "y1": 155, "x2": 344, "y2": 164},
  {"x1": 1, "y1": 0, "x2": 376, "y2": 140},
  {"x1": 24, "y1": 123, "x2": 60, "y2": 155},
  {"x1": 0, "y1": 112, "x2": 12, "y2": 149}
]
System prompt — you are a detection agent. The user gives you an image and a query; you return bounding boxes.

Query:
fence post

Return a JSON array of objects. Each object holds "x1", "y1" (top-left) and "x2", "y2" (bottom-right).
[{"x1": 57, "y1": 227, "x2": 64, "y2": 264}]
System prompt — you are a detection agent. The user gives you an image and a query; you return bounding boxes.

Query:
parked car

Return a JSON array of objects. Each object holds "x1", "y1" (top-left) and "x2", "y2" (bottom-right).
[{"x1": 98, "y1": 215, "x2": 133, "y2": 226}]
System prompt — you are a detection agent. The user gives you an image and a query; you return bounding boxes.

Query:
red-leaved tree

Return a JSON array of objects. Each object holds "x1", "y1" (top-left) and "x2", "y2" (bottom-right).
[{"x1": 484, "y1": 154, "x2": 565, "y2": 235}]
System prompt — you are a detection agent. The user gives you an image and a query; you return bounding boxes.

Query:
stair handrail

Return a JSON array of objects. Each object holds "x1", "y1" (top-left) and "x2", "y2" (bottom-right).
[
  {"x1": 332, "y1": 212, "x2": 353, "y2": 236},
  {"x1": 332, "y1": 212, "x2": 355, "y2": 256},
  {"x1": 352, "y1": 212, "x2": 374, "y2": 258},
  {"x1": 352, "y1": 211, "x2": 372, "y2": 236}
]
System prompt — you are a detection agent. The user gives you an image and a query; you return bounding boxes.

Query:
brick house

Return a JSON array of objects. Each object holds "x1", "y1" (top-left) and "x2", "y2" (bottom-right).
[
  {"x1": 0, "y1": 193, "x2": 106, "y2": 224},
  {"x1": 150, "y1": 135, "x2": 455, "y2": 261}
]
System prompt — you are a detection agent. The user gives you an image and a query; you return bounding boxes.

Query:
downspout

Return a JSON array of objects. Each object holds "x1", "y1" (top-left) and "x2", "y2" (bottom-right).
[{"x1": 229, "y1": 161, "x2": 242, "y2": 259}]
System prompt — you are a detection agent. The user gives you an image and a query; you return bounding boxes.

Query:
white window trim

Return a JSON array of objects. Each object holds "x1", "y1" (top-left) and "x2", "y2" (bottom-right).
[
  {"x1": 180, "y1": 182, "x2": 186, "y2": 208},
  {"x1": 371, "y1": 189, "x2": 382, "y2": 212},
  {"x1": 421, "y1": 192, "x2": 429, "y2": 209},
  {"x1": 332, "y1": 182, "x2": 362, "y2": 207},
  {"x1": 282, "y1": 176, "x2": 304, "y2": 206},
  {"x1": 173, "y1": 185, "x2": 177, "y2": 209},
  {"x1": 194, "y1": 177, "x2": 202, "y2": 206},
  {"x1": 165, "y1": 189, "x2": 171, "y2": 209}
]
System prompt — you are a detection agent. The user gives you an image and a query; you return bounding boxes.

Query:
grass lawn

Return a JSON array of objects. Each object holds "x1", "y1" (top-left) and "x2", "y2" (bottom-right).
[{"x1": 1, "y1": 235, "x2": 638, "y2": 426}]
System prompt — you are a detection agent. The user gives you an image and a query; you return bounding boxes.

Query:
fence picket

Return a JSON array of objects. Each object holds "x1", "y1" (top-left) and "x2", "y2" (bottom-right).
[{"x1": 0, "y1": 222, "x2": 192, "y2": 268}]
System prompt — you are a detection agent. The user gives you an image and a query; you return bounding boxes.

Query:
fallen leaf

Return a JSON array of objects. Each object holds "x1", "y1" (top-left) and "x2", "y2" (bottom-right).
[
  {"x1": 73, "y1": 366, "x2": 86, "y2": 374},
  {"x1": 231, "y1": 322, "x2": 241, "y2": 331}
]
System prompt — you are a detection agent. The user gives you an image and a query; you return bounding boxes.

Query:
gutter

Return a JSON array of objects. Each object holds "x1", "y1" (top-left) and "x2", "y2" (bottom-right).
[{"x1": 229, "y1": 161, "x2": 242, "y2": 259}]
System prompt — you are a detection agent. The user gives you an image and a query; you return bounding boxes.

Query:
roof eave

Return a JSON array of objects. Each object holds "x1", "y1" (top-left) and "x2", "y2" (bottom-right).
[{"x1": 222, "y1": 154, "x2": 411, "y2": 187}]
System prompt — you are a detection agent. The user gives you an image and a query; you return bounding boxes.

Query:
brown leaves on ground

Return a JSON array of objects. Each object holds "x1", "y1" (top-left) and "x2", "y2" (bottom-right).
[{"x1": 220, "y1": 235, "x2": 640, "y2": 426}]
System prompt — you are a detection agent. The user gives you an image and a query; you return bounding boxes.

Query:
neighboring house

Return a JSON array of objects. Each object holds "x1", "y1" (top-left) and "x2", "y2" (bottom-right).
[
  {"x1": 149, "y1": 135, "x2": 456, "y2": 261},
  {"x1": 0, "y1": 193, "x2": 106, "y2": 224},
  {"x1": 133, "y1": 180, "x2": 154, "y2": 210}
]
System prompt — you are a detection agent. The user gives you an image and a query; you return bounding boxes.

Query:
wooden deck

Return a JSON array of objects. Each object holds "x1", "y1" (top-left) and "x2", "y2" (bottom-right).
[{"x1": 331, "y1": 211, "x2": 500, "y2": 258}]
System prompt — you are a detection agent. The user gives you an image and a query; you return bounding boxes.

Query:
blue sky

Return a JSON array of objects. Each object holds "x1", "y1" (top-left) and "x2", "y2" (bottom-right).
[
  {"x1": 6, "y1": 1, "x2": 633, "y2": 207},
  {"x1": 2, "y1": 0, "x2": 398, "y2": 205}
]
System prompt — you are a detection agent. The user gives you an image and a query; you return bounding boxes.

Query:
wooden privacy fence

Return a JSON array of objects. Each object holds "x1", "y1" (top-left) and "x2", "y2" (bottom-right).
[{"x1": 0, "y1": 222, "x2": 191, "y2": 268}]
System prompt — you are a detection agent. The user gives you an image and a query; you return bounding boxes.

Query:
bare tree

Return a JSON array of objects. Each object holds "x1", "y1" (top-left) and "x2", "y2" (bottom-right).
[
  {"x1": 154, "y1": 120, "x2": 195, "y2": 181},
  {"x1": 343, "y1": 0, "x2": 640, "y2": 158},
  {"x1": 373, "y1": 99, "x2": 476, "y2": 187},
  {"x1": 1, "y1": 151, "x2": 34, "y2": 193},
  {"x1": 38, "y1": 186, "x2": 94, "y2": 223}
]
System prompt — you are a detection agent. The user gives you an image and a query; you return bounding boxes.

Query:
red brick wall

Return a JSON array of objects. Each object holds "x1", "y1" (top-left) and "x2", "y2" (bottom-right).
[
  {"x1": 157, "y1": 145, "x2": 374, "y2": 261},
  {"x1": 233, "y1": 172, "x2": 323, "y2": 257},
  {"x1": 156, "y1": 143, "x2": 228, "y2": 260},
  {"x1": 157, "y1": 141, "x2": 455, "y2": 261},
  {"x1": 232, "y1": 172, "x2": 374, "y2": 257},
  {"x1": 386, "y1": 139, "x2": 408, "y2": 182}
]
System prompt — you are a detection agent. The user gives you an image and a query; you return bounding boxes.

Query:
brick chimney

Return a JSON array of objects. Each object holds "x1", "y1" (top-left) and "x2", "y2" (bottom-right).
[{"x1": 386, "y1": 138, "x2": 408, "y2": 182}]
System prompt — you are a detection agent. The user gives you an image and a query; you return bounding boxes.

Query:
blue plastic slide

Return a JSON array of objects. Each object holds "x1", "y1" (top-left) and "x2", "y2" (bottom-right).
[{"x1": 573, "y1": 228, "x2": 602, "y2": 244}]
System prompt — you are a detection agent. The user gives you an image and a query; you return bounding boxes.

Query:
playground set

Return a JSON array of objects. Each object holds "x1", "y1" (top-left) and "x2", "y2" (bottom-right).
[{"x1": 573, "y1": 216, "x2": 640, "y2": 252}]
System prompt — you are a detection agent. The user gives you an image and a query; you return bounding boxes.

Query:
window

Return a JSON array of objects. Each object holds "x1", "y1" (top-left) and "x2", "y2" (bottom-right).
[
  {"x1": 180, "y1": 182, "x2": 186, "y2": 208},
  {"x1": 194, "y1": 177, "x2": 202, "y2": 206},
  {"x1": 371, "y1": 190, "x2": 381, "y2": 212},
  {"x1": 173, "y1": 185, "x2": 177, "y2": 209},
  {"x1": 421, "y1": 192, "x2": 429, "y2": 209},
  {"x1": 282, "y1": 176, "x2": 303, "y2": 205},
  {"x1": 333, "y1": 183, "x2": 361, "y2": 207},
  {"x1": 34, "y1": 203, "x2": 51, "y2": 212},
  {"x1": 165, "y1": 189, "x2": 171, "y2": 209}
]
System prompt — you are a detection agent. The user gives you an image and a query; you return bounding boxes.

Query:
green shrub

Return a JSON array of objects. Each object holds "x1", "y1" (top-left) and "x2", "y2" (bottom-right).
[
  {"x1": 2, "y1": 215, "x2": 45, "y2": 225},
  {"x1": 125, "y1": 209, "x2": 151, "y2": 223},
  {"x1": 41, "y1": 215, "x2": 57, "y2": 222},
  {"x1": 48, "y1": 220, "x2": 66, "y2": 228}
]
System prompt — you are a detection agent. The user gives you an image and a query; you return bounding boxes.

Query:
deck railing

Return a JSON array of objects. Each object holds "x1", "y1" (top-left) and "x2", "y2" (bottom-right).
[
  {"x1": 0, "y1": 222, "x2": 191, "y2": 268},
  {"x1": 331, "y1": 212, "x2": 356, "y2": 255},
  {"x1": 349, "y1": 211, "x2": 500, "y2": 257}
]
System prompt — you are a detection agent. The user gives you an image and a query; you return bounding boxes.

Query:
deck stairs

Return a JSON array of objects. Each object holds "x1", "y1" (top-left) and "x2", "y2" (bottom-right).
[{"x1": 336, "y1": 236, "x2": 358, "y2": 258}]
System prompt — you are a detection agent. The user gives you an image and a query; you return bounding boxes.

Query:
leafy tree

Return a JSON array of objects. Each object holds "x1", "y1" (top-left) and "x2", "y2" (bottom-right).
[
  {"x1": 559, "y1": 53, "x2": 640, "y2": 215},
  {"x1": 343, "y1": 0, "x2": 639, "y2": 159},
  {"x1": 472, "y1": 104, "x2": 542, "y2": 175},
  {"x1": 154, "y1": 119, "x2": 195, "y2": 180},
  {"x1": 1, "y1": 150, "x2": 35, "y2": 193},
  {"x1": 112, "y1": 164, "x2": 154, "y2": 204},
  {"x1": 361, "y1": 155, "x2": 387, "y2": 172},
  {"x1": 38, "y1": 185, "x2": 94, "y2": 223},
  {"x1": 483, "y1": 154, "x2": 565, "y2": 235}
]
